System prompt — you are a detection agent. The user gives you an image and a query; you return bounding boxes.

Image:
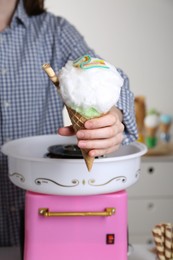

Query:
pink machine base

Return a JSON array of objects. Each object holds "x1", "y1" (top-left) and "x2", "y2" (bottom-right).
[{"x1": 24, "y1": 191, "x2": 128, "y2": 260}]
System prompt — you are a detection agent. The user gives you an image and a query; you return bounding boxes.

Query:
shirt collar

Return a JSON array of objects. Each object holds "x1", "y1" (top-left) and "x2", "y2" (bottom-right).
[{"x1": 11, "y1": 0, "x2": 30, "y2": 28}]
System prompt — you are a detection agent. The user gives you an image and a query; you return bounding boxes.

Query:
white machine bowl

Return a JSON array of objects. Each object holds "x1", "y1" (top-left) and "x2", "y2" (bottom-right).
[{"x1": 2, "y1": 134, "x2": 147, "y2": 195}]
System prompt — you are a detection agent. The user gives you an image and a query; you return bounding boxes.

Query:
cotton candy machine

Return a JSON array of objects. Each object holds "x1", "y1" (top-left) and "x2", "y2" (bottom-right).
[
  {"x1": 2, "y1": 134, "x2": 147, "y2": 196},
  {"x1": 2, "y1": 134, "x2": 147, "y2": 260}
]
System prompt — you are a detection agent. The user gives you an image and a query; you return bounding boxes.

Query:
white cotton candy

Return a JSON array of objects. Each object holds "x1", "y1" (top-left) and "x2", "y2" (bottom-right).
[{"x1": 58, "y1": 58, "x2": 124, "y2": 114}]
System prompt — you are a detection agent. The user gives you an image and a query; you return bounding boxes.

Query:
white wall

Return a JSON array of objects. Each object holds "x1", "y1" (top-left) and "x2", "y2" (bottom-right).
[{"x1": 45, "y1": 0, "x2": 173, "y2": 131}]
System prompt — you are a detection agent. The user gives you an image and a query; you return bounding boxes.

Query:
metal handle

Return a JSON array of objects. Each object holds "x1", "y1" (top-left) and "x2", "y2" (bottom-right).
[{"x1": 39, "y1": 207, "x2": 115, "y2": 217}]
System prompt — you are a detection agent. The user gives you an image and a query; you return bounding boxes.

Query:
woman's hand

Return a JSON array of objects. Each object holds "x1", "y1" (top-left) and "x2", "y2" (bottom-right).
[{"x1": 58, "y1": 106, "x2": 124, "y2": 157}]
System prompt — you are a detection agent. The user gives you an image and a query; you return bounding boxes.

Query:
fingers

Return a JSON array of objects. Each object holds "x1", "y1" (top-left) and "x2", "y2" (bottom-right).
[
  {"x1": 84, "y1": 106, "x2": 123, "y2": 130},
  {"x1": 78, "y1": 132, "x2": 124, "y2": 155},
  {"x1": 58, "y1": 108, "x2": 125, "y2": 158},
  {"x1": 76, "y1": 121, "x2": 124, "y2": 140},
  {"x1": 58, "y1": 125, "x2": 75, "y2": 136},
  {"x1": 84, "y1": 113, "x2": 116, "y2": 129},
  {"x1": 88, "y1": 144, "x2": 121, "y2": 157},
  {"x1": 75, "y1": 111, "x2": 124, "y2": 157},
  {"x1": 77, "y1": 121, "x2": 124, "y2": 158}
]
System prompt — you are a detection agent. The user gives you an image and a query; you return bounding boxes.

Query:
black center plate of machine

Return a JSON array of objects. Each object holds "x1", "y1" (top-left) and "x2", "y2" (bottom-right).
[{"x1": 46, "y1": 144, "x2": 83, "y2": 159}]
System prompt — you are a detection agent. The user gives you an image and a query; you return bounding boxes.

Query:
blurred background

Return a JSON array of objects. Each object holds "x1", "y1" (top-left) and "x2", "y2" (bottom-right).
[{"x1": 45, "y1": 0, "x2": 173, "y2": 136}]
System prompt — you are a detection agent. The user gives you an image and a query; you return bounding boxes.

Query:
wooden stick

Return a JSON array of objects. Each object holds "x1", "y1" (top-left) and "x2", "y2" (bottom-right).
[{"x1": 42, "y1": 64, "x2": 60, "y2": 90}]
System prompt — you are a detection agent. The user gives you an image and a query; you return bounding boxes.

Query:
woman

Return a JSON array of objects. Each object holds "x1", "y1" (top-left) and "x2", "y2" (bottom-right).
[{"x1": 0, "y1": 0, "x2": 137, "y2": 246}]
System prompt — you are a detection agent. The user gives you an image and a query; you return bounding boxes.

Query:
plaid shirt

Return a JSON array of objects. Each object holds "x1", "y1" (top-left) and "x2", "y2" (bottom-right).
[{"x1": 0, "y1": 0, "x2": 137, "y2": 246}]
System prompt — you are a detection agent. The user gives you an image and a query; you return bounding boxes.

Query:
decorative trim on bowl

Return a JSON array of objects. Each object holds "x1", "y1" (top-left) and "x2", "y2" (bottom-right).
[
  {"x1": 88, "y1": 176, "x2": 127, "y2": 187},
  {"x1": 35, "y1": 178, "x2": 79, "y2": 188},
  {"x1": 135, "y1": 169, "x2": 141, "y2": 179},
  {"x1": 9, "y1": 172, "x2": 25, "y2": 183}
]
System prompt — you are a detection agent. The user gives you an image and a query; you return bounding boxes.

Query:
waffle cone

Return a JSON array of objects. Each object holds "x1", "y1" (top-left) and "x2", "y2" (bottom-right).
[
  {"x1": 145, "y1": 126, "x2": 158, "y2": 137},
  {"x1": 66, "y1": 106, "x2": 94, "y2": 171},
  {"x1": 42, "y1": 64, "x2": 95, "y2": 171},
  {"x1": 160, "y1": 123, "x2": 171, "y2": 133}
]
